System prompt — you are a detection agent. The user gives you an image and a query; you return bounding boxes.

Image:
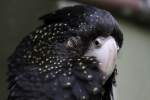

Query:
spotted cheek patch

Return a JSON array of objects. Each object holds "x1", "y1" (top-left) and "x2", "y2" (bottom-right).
[{"x1": 35, "y1": 56, "x2": 107, "y2": 100}]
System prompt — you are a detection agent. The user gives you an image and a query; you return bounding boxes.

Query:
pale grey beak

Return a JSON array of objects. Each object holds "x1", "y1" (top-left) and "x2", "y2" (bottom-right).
[{"x1": 84, "y1": 36, "x2": 119, "y2": 82}]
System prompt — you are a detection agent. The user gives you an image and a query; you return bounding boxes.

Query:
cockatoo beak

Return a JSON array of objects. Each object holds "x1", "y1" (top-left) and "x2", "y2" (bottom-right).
[{"x1": 84, "y1": 36, "x2": 119, "y2": 82}]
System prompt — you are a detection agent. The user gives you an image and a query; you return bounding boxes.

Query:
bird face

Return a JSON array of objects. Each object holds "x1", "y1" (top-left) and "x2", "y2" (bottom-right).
[
  {"x1": 84, "y1": 36, "x2": 119, "y2": 81},
  {"x1": 8, "y1": 5, "x2": 123, "y2": 100}
]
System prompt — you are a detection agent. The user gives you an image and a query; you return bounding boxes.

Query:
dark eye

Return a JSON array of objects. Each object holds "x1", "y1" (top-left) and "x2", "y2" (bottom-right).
[{"x1": 94, "y1": 39, "x2": 102, "y2": 48}]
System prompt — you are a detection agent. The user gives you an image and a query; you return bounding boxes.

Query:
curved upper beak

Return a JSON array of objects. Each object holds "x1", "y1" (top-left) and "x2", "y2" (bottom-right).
[{"x1": 84, "y1": 36, "x2": 119, "y2": 82}]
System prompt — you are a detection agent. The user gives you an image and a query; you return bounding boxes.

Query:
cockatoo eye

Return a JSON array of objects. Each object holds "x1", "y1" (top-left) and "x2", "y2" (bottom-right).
[
  {"x1": 94, "y1": 40, "x2": 101, "y2": 47},
  {"x1": 94, "y1": 37, "x2": 105, "y2": 48}
]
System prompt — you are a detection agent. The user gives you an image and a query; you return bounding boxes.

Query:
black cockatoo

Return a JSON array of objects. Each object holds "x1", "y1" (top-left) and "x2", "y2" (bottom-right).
[{"x1": 8, "y1": 5, "x2": 123, "y2": 100}]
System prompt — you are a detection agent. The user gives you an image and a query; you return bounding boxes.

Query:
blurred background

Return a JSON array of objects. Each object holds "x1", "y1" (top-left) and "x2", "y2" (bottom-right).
[{"x1": 0, "y1": 0, "x2": 150, "y2": 100}]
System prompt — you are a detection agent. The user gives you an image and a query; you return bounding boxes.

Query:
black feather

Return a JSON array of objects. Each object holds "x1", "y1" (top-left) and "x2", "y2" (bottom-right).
[{"x1": 8, "y1": 5, "x2": 123, "y2": 100}]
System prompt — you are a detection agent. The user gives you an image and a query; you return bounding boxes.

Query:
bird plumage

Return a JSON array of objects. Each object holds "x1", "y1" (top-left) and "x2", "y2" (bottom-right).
[{"x1": 8, "y1": 5, "x2": 123, "y2": 100}]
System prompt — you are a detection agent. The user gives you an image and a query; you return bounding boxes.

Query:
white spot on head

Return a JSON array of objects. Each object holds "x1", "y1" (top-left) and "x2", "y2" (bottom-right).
[
  {"x1": 39, "y1": 30, "x2": 42, "y2": 33},
  {"x1": 93, "y1": 87, "x2": 99, "y2": 93},
  {"x1": 45, "y1": 75, "x2": 49, "y2": 78},
  {"x1": 82, "y1": 96, "x2": 86, "y2": 100},
  {"x1": 82, "y1": 66, "x2": 86, "y2": 69},
  {"x1": 79, "y1": 62, "x2": 83, "y2": 66},
  {"x1": 67, "y1": 13, "x2": 71, "y2": 16},
  {"x1": 66, "y1": 82, "x2": 71, "y2": 86},
  {"x1": 87, "y1": 75, "x2": 93, "y2": 79},
  {"x1": 83, "y1": 70, "x2": 87, "y2": 74},
  {"x1": 38, "y1": 68, "x2": 42, "y2": 71},
  {"x1": 45, "y1": 65, "x2": 48, "y2": 68}
]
